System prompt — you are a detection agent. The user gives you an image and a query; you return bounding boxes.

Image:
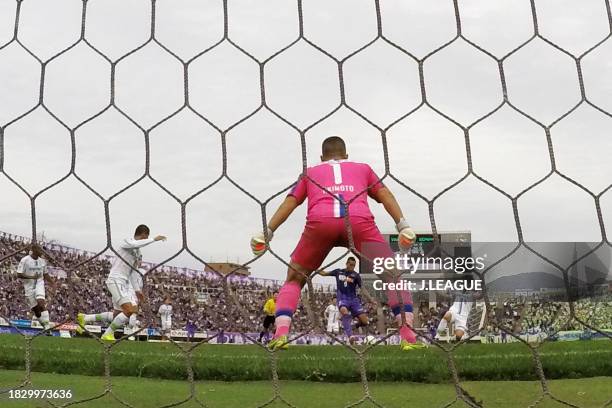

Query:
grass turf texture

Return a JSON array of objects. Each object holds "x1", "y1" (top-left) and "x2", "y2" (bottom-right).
[
  {"x1": 0, "y1": 335, "x2": 610, "y2": 383},
  {"x1": 0, "y1": 370, "x2": 610, "y2": 408}
]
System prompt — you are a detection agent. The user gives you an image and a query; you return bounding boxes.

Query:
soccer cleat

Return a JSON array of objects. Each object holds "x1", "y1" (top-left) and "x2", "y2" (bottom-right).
[
  {"x1": 400, "y1": 339, "x2": 426, "y2": 351},
  {"x1": 267, "y1": 335, "x2": 289, "y2": 351},
  {"x1": 76, "y1": 313, "x2": 85, "y2": 335},
  {"x1": 101, "y1": 333, "x2": 115, "y2": 342}
]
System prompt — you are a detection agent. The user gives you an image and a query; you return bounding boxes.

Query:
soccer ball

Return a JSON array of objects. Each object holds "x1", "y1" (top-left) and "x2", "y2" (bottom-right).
[{"x1": 363, "y1": 335, "x2": 377, "y2": 345}]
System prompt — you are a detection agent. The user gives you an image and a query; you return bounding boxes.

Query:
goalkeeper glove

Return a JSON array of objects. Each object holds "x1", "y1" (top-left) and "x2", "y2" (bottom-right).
[
  {"x1": 396, "y1": 219, "x2": 416, "y2": 251},
  {"x1": 250, "y1": 228, "x2": 273, "y2": 256}
]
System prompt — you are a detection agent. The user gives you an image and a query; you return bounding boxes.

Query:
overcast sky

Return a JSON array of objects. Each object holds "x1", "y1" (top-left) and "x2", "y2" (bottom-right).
[{"x1": 0, "y1": 0, "x2": 610, "y2": 281}]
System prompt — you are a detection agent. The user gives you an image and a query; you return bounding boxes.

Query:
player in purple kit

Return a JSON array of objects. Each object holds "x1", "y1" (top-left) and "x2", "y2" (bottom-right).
[{"x1": 320, "y1": 256, "x2": 369, "y2": 343}]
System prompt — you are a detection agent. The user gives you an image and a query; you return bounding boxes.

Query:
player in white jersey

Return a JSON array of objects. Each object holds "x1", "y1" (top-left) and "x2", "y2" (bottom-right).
[
  {"x1": 77, "y1": 225, "x2": 165, "y2": 341},
  {"x1": 77, "y1": 266, "x2": 147, "y2": 335},
  {"x1": 158, "y1": 296, "x2": 172, "y2": 340},
  {"x1": 325, "y1": 298, "x2": 340, "y2": 334},
  {"x1": 125, "y1": 267, "x2": 147, "y2": 332},
  {"x1": 76, "y1": 268, "x2": 147, "y2": 334},
  {"x1": 16, "y1": 244, "x2": 55, "y2": 332},
  {"x1": 437, "y1": 292, "x2": 476, "y2": 341}
]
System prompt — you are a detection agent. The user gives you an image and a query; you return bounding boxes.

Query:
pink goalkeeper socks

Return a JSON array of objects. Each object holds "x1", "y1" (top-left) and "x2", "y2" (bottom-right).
[
  {"x1": 399, "y1": 324, "x2": 417, "y2": 343},
  {"x1": 396, "y1": 312, "x2": 416, "y2": 343},
  {"x1": 386, "y1": 286, "x2": 416, "y2": 344},
  {"x1": 273, "y1": 281, "x2": 302, "y2": 338},
  {"x1": 275, "y1": 317, "x2": 291, "y2": 337}
]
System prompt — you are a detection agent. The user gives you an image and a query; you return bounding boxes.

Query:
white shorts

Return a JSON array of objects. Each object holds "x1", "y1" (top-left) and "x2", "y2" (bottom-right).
[
  {"x1": 128, "y1": 288, "x2": 138, "y2": 307},
  {"x1": 161, "y1": 318, "x2": 172, "y2": 331},
  {"x1": 106, "y1": 279, "x2": 131, "y2": 311},
  {"x1": 23, "y1": 279, "x2": 45, "y2": 308},
  {"x1": 327, "y1": 322, "x2": 339, "y2": 333},
  {"x1": 449, "y1": 305, "x2": 469, "y2": 333}
]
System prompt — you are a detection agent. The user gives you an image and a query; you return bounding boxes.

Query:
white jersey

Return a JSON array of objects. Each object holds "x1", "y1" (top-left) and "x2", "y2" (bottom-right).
[
  {"x1": 17, "y1": 255, "x2": 48, "y2": 308},
  {"x1": 325, "y1": 304, "x2": 340, "y2": 324},
  {"x1": 17, "y1": 255, "x2": 47, "y2": 279},
  {"x1": 158, "y1": 304, "x2": 172, "y2": 318},
  {"x1": 128, "y1": 268, "x2": 146, "y2": 293},
  {"x1": 107, "y1": 238, "x2": 154, "y2": 283}
]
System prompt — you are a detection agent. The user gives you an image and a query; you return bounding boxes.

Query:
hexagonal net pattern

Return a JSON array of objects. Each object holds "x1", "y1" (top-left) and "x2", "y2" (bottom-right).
[{"x1": 0, "y1": 0, "x2": 611, "y2": 407}]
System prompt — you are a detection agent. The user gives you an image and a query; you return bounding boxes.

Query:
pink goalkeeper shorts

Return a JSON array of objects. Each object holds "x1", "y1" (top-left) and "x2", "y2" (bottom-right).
[{"x1": 290, "y1": 217, "x2": 394, "y2": 271}]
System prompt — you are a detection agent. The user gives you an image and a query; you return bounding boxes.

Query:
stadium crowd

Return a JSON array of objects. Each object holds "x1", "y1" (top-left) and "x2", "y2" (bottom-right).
[
  {"x1": 525, "y1": 298, "x2": 612, "y2": 332},
  {"x1": 486, "y1": 295, "x2": 612, "y2": 335},
  {"x1": 0, "y1": 232, "x2": 394, "y2": 334},
  {"x1": 2, "y1": 232, "x2": 610, "y2": 337},
  {"x1": 416, "y1": 301, "x2": 448, "y2": 338}
]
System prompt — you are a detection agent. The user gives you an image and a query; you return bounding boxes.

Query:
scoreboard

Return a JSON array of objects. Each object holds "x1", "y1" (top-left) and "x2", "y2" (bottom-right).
[
  {"x1": 387, "y1": 231, "x2": 470, "y2": 258},
  {"x1": 388, "y1": 233, "x2": 441, "y2": 256}
]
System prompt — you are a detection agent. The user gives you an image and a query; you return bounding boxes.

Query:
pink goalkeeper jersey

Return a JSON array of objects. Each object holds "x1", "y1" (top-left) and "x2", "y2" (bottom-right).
[{"x1": 288, "y1": 160, "x2": 384, "y2": 220}]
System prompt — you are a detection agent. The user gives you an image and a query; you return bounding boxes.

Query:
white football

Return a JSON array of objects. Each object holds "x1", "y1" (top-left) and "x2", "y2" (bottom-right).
[{"x1": 364, "y1": 335, "x2": 377, "y2": 345}]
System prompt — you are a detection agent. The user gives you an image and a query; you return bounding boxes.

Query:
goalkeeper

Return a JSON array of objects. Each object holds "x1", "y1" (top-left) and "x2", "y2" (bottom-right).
[{"x1": 250, "y1": 136, "x2": 420, "y2": 351}]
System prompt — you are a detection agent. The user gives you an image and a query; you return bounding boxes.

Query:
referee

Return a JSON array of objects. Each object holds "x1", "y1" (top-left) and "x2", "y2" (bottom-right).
[{"x1": 259, "y1": 291, "x2": 278, "y2": 343}]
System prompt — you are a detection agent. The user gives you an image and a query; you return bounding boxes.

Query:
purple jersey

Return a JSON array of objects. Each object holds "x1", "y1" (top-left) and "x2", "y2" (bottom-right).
[{"x1": 329, "y1": 268, "x2": 362, "y2": 299}]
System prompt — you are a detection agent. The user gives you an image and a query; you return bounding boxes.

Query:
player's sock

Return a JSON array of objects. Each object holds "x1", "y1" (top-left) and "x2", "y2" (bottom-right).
[
  {"x1": 85, "y1": 312, "x2": 113, "y2": 324},
  {"x1": 392, "y1": 305, "x2": 417, "y2": 344},
  {"x1": 273, "y1": 281, "x2": 301, "y2": 338},
  {"x1": 259, "y1": 331, "x2": 265, "y2": 342},
  {"x1": 39, "y1": 310, "x2": 50, "y2": 330},
  {"x1": 398, "y1": 323, "x2": 416, "y2": 343},
  {"x1": 104, "y1": 313, "x2": 128, "y2": 336},
  {"x1": 97, "y1": 312, "x2": 114, "y2": 323},
  {"x1": 341, "y1": 314, "x2": 353, "y2": 337},
  {"x1": 437, "y1": 318, "x2": 448, "y2": 333},
  {"x1": 128, "y1": 314, "x2": 138, "y2": 329},
  {"x1": 102, "y1": 312, "x2": 115, "y2": 323},
  {"x1": 387, "y1": 286, "x2": 417, "y2": 343}
]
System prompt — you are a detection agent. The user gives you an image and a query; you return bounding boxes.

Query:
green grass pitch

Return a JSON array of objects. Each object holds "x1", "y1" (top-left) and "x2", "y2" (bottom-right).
[
  {"x1": 0, "y1": 335, "x2": 610, "y2": 407},
  {"x1": 0, "y1": 371, "x2": 610, "y2": 408}
]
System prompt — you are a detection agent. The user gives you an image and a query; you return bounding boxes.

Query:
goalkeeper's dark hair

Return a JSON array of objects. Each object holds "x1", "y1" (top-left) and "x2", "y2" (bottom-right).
[
  {"x1": 134, "y1": 224, "x2": 150, "y2": 236},
  {"x1": 322, "y1": 136, "x2": 346, "y2": 156},
  {"x1": 347, "y1": 256, "x2": 356, "y2": 262}
]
